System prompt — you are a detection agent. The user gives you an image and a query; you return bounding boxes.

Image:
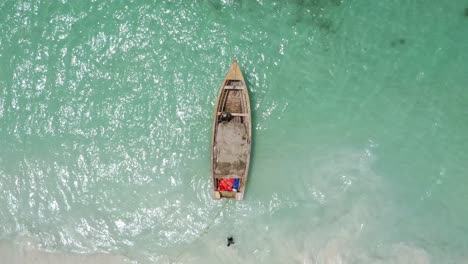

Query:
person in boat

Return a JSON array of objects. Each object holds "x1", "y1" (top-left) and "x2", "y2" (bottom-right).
[{"x1": 220, "y1": 111, "x2": 232, "y2": 122}]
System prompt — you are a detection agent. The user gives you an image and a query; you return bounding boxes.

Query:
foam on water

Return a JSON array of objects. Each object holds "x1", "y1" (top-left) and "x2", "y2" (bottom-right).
[{"x1": 166, "y1": 146, "x2": 435, "y2": 264}]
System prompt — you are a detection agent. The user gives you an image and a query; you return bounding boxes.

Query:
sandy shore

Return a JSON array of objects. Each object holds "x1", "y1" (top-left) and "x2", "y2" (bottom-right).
[{"x1": 0, "y1": 239, "x2": 131, "y2": 264}]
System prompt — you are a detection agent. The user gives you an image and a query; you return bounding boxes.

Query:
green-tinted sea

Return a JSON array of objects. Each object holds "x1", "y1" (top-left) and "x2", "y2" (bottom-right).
[{"x1": 1, "y1": 0, "x2": 468, "y2": 263}]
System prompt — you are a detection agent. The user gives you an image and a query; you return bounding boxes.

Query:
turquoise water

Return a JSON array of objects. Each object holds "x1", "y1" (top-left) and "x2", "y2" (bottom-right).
[{"x1": 1, "y1": 0, "x2": 468, "y2": 263}]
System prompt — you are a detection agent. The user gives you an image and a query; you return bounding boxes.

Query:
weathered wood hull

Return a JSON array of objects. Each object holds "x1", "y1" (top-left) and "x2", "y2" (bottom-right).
[{"x1": 211, "y1": 59, "x2": 251, "y2": 200}]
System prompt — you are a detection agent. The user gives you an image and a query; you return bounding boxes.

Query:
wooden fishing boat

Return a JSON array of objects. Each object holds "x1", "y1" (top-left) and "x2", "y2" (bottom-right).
[{"x1": 211, "y1": 59, "x2": 251, "y2": 200}]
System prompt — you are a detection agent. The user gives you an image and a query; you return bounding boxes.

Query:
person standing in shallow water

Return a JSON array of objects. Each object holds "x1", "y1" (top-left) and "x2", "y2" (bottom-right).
[{"x1": 227, "y1": 236, "x2": 234, "y2": 247}]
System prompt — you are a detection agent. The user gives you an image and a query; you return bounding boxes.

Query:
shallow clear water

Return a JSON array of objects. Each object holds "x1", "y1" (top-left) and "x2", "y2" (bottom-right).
[{"x1": 1, "y1": 0, "x2": 468, "y2": 263}]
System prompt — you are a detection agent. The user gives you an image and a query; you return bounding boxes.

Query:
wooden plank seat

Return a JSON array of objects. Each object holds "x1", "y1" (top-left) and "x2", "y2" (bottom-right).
[
  {"x1": 214, "y1": 174, "x2": 244, "y2": 179},
  {"x1": 217, "y1": 112, "x2": 248, "y2": 117},
  {"x1": 223, "y1": 85, "x2": 242, "y2": 90}
]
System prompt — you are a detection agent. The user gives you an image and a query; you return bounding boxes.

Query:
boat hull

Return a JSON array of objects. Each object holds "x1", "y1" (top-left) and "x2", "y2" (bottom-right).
[{"x1": 211, "y1": 59, "x2": 251, "y2": 200}]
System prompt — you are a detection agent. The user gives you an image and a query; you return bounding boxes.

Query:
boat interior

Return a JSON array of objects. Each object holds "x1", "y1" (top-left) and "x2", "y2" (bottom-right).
[{"x1": 213, "y1": 80, "x2": 250, "y2": 199}]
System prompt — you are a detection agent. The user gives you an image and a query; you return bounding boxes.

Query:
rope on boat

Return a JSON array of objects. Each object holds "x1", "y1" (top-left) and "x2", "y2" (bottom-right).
[{"x1": 172, "y1": 200, "x2": 229, "y2": 263}]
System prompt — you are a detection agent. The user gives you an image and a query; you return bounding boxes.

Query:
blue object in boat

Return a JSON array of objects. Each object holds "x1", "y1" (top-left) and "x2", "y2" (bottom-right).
[{"x1": 233, "y1": 178, "x2": 240, "y2": 191}]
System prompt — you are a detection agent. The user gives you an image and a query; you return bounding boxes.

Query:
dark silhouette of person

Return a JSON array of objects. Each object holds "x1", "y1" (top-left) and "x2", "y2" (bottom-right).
[{"x1": 227, "y1": 236, "x2": 234, "y2": 247}]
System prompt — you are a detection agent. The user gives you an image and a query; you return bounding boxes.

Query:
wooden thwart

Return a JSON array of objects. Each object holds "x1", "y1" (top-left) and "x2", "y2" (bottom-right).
[
  {"x1": 215, "y1": 174, "x2": 244, "y2": 179},
  {"x1": 217, "y1": 112, "x2": 248, "y2": 117},
  {"x1": 223, "y1": 86, "x2": 242, "y2": 90}
]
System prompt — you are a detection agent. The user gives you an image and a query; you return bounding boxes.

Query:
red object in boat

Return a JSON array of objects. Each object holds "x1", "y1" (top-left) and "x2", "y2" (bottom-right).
[{"x1": 218, "y1": 178, "x2": 234, "y2": 191}]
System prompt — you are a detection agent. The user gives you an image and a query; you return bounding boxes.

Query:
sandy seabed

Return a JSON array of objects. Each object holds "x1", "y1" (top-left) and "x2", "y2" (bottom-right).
[{"x1": 0, "y1": 239, "x2": 130, "y2": 264}]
